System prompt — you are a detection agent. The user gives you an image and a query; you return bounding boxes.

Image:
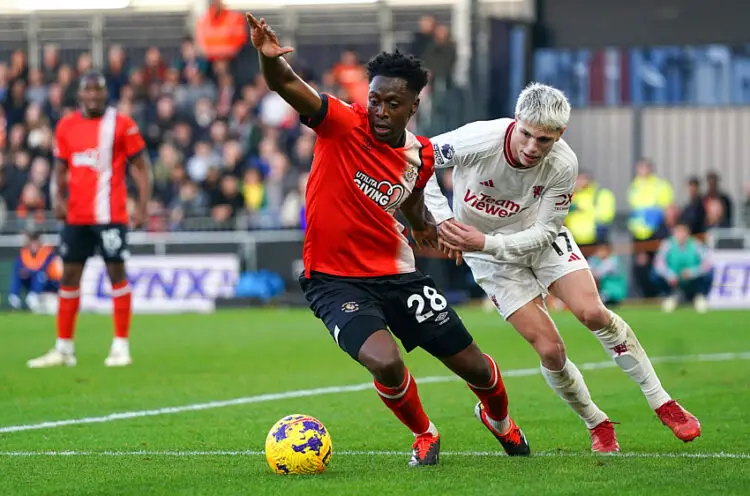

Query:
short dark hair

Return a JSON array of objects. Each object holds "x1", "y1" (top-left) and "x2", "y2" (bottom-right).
[
  {"x1": 688, "y1": 176, "x2": 700, "y2": 186},
  {"x1": 366, "y1": 50, "x2": 430, "y2": 96},
  {"x1": 79, "y1": 70, "x2": 107, "y2": 90}
]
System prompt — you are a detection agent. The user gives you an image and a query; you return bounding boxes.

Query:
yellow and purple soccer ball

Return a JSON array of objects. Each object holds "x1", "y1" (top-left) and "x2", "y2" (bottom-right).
[{"x1": 265, "y1": 414, "x2": 332, "y2": 475}]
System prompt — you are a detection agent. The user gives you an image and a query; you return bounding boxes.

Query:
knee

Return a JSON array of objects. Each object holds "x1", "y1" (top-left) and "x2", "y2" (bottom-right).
[
  {"x1": 533, "y1": 337, "x2": 567, "y2": 371},
  {"x1": 107, "y1": 264, "x2": 127, "y2": 285},
  {"x1": 360, "y1": 349, "x2": 405, "y2": 387},
  {"x1": 60, "y1": 266, "x2": 82, "y2": 287},
  {"x1": 575, "y1": 302, "x2": 611, "y2": 331}
]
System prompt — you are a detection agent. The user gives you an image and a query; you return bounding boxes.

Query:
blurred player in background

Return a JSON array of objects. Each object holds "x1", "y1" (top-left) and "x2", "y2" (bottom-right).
[
  {"x1": 8, "y1": 230, "x2": 61, "y2": 312},
  {"x1": 247, "y1": 13, "x2": 529, "y2": 467},
  {"x1": 27, "y1": 71, "x2": 152, "y2": 369},
  {"x1": 653, "y1": 221, "x2": 713, "y2": 313},
  {"x1": 425, "y1": 83, "x2": 701, "y2": 452},
  {"x1": 588, "y1": 242, "x2": 628, "y2": 307}
]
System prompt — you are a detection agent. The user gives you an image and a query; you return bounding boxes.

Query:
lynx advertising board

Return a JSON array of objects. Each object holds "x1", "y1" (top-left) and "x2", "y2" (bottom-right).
[
  {"x1": 707, "y1": 250, "x2": 750, "y2": 309},
  {"x1": 79, "y1": 255, "x2": 239, "y2": 314}
]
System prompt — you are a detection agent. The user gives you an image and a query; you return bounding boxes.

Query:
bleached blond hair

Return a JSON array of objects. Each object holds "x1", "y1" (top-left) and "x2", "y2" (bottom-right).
[{"x1": 515, "y1": 82, "x2": 571, "y2": 132}]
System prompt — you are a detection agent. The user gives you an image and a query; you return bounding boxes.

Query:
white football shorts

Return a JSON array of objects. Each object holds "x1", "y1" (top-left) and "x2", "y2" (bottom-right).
[{"x1": 465, "y1": 227, "x2": 590, "y2": 319}]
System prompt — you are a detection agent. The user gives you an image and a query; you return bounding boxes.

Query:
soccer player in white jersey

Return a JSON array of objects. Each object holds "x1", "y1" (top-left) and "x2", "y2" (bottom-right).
[{"x1": 423, "y1": 82, "x2": 701, "y2": 452}]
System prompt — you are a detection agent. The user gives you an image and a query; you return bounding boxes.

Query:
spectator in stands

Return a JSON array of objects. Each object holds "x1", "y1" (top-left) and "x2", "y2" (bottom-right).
[
  {"x1": 195, "y1": 0, "x2": 248, "y2": 66},
  {"x1": 628, "y1": 159, "x2": 674, "y2": 242},
  {"x1": 26, "y1": 69, "x2": 48, "y2": 106},
  {"x1": 175, "y1": 37, "x2": 209, "y2": 81},
  {"x1": 153, "y1": 142, "x2": 182, "y2": 196},
  {"x1": 704, "y1": 171, "x2": 732, "y2": 227},
  {"x1": 653, "y1": 221, "x2": 713, "y2": 313},
  {"x1": 680, "y1": 176, "x2": 707, "y2": 234},
  {"x1": 331, "y1": 51, "x2": 368, "y2": 106},
  {"x1": 175, "y1": 65, "x2": 216, "y2": 113},
  {"x1": 76, "y1": 52, "x2": 94, "y2": 80},
  {"x1": 291, "y1": 130, "x2": 315, "y2": 171},
  {"x1": 242, "y1": 167, "x2": 266, "y2": 213},
  {"x1": 704, "y1": 197, "x2": 726, "y2": 231},
  {"x1": 143, "y1": 47, "x2": 168, "y2": 87},
  {"x1": 57, "y1": 64, "x2": 78, "y2": 108},
  {"x1": 169, "y1": 181, "x2": 209, "y2": 230},
  {"x1": 9, "y1": 50, "x2": 28, "y2": 84},
  {"x1": 280, "y1": 171, "x2": 308, "y2": 229},
  {"x1": 0, "y1": 153, "x2": 6, "y2": 226},
  {"x1": 0, "y1": 63, "x2": 8, "y2": 103},
  {"x1": 628, "y1": 159, "x2": 674, "y2": 298},
  {"x1": 16, "y1": 183, "x2": 46, "y2": 222},
  {"x1": 220, "y1": 139, "x2": 243, "y2": 178},
  {"x1": 144, "y1": 95, "x2": 177, "y2": 153},
  {"x1": 3, "y1": 150, "x2": 31, "y2": 210},
  {"x1": 187, "y1": 140, "x2": 221, "y2": 183},
  {"x1": 105, "y1": 45, "x2": 130, "y2": 104},
  {"x1": 744, "y1": 181, "x2": 750, "y2": 227},
  {"x1": 411, "y1": 15, "x2": 436, "y2": 60},
  {"x1": 28, "y1": 157, "x2": 51, "y2": 206},
  {"x1": 565, "y1": 169, "x2": 616, "y2": 247},
  {"x1": 4, "y1": 78, "x2": 29, "y2": 129},
  {"x1": 422, "y1": 24, "x2": 457, "y2": 90},
  {"x1": 588, "y1": 242, "x2": 628, "y2": 306},
  {"x1": 210, "y1": 174, "x2": 244, "y2": 224},
  {"x1": 41, "y1": 44, "x2": 60, "y2": 84},
  {"x1": 44, "y1": 83, "x2": 65, "y2": 127}
]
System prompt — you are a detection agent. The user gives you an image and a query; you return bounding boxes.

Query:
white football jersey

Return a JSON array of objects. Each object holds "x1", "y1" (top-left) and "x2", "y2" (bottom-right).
[{"x1": 425, "y1": 118, "x2": 578, "y2": 264}]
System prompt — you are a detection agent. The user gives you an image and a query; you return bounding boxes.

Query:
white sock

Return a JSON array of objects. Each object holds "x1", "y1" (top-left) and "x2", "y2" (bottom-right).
[
  {"x1": 484, "y1": 413, "x2": 511, "y2": 435},
  {"x1": 111, "y1": 337, "x2": 130, "y2": 355},
  {"x1": 416, "y1": 421, "x2": 439, "y2": 437},
  {"x1": 594, "y1": 311, "x2": 671, "y2": 410},
  {"x1": 55, "y1": 338, "x2": 74, "y2": 355},
  {"x1": 541, "y1": 359, "x2": 608, "y2": 429}
]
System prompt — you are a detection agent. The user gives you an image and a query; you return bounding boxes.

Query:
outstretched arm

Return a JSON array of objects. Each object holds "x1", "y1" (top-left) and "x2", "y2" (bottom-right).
[{"x1": 246, "y1": 13, "x2": 321, "y2": 117}]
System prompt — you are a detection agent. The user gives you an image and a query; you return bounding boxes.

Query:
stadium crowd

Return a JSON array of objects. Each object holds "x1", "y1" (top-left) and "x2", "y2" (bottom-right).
[
  {"x1": 0, "y1": 9, "x2": 461, "y2": 234},
  {"x1": 0, "y1": 8, "x2": 748, "y2": 303}
]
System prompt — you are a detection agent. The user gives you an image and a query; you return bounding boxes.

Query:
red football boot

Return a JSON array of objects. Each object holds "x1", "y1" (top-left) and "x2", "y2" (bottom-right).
[
  {"x1": 655, "y1": 400, "x2": 701, "y2": 442},
  {"x1": 589, "y1": 419, "x2": 620, "y2": 453}
]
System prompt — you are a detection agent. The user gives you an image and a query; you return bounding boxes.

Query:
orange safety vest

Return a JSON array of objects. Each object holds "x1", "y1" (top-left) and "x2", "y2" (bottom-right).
[
  {"x1": 20, "y1": 245, "x2": 62, "y2": 281},
  {"x1": 195, "y1": 7, "x2": 248, "y2": 61}
]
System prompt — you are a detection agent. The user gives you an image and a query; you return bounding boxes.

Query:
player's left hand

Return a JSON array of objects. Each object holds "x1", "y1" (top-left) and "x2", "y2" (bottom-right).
[
  {"x1": 439, "y1": 220, "x2": 486, "y2": 253},
  {"x1": 246, "y1": 13, "x2": 294, "y2": 58},
  {"x1": 131, "y1": 206, "x2": 147, "y2": 229}
]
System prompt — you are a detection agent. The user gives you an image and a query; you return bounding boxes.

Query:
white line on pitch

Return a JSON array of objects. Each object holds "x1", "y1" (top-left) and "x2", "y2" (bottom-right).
[
  {"x1": 0, "y1": 450, "x2": 748, "y2": 460},
  {"x1": 3, "y1": 351, "x2": 749, "y2": 435}
]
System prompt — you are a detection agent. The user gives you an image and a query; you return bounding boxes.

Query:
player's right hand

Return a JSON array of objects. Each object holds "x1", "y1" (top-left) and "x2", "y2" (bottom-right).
[
  {"x1": 53, "y1": 200, "x2": 67, "y2": 221},
  {"x1": 246, "y1": 13, "x2": 294, "y2": 58},
  {"x1": 438, "y1": 219, "x2": 464, "y2": 266}
]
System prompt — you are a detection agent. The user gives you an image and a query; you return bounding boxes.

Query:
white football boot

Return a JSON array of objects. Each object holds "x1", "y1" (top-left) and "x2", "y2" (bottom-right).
[
  {"x1": 105, "y1": 338, "x2": 132, "y2": 367},
  {"x1": 693, "y1": 294, "x2": 708, "y2": 314},
  {"x1": 104, "y1": 352, "x2": 132, "y2": 367},
  {"x1": 27, "y1": 349, "x2": 77, "y2": 368},
  {"x1": 661, "y1": 295, "x2": 679, "y2": 313}
]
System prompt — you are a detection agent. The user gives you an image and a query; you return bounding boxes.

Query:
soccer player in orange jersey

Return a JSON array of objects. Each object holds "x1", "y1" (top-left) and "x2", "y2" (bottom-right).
[
  {"x1": 28, "y1": 71, "x2": 152, "y2": 368},
  {"x1": 247, "y1": 13, "x2": 530, "y2": 467}
]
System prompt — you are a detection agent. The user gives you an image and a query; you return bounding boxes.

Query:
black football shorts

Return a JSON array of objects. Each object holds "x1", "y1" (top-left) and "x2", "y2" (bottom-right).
[
  {"x1": 59, "y1": 223, "x2": 129, "y2": 263},
  {"x1": 299, "y1": 270, "x2": 473, "y2": 361}
]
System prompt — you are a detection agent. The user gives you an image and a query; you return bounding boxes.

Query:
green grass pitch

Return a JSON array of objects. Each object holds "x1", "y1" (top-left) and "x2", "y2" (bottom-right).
[{"x1": 1, "y1": 306, "x2": 749, "y2": 495}]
